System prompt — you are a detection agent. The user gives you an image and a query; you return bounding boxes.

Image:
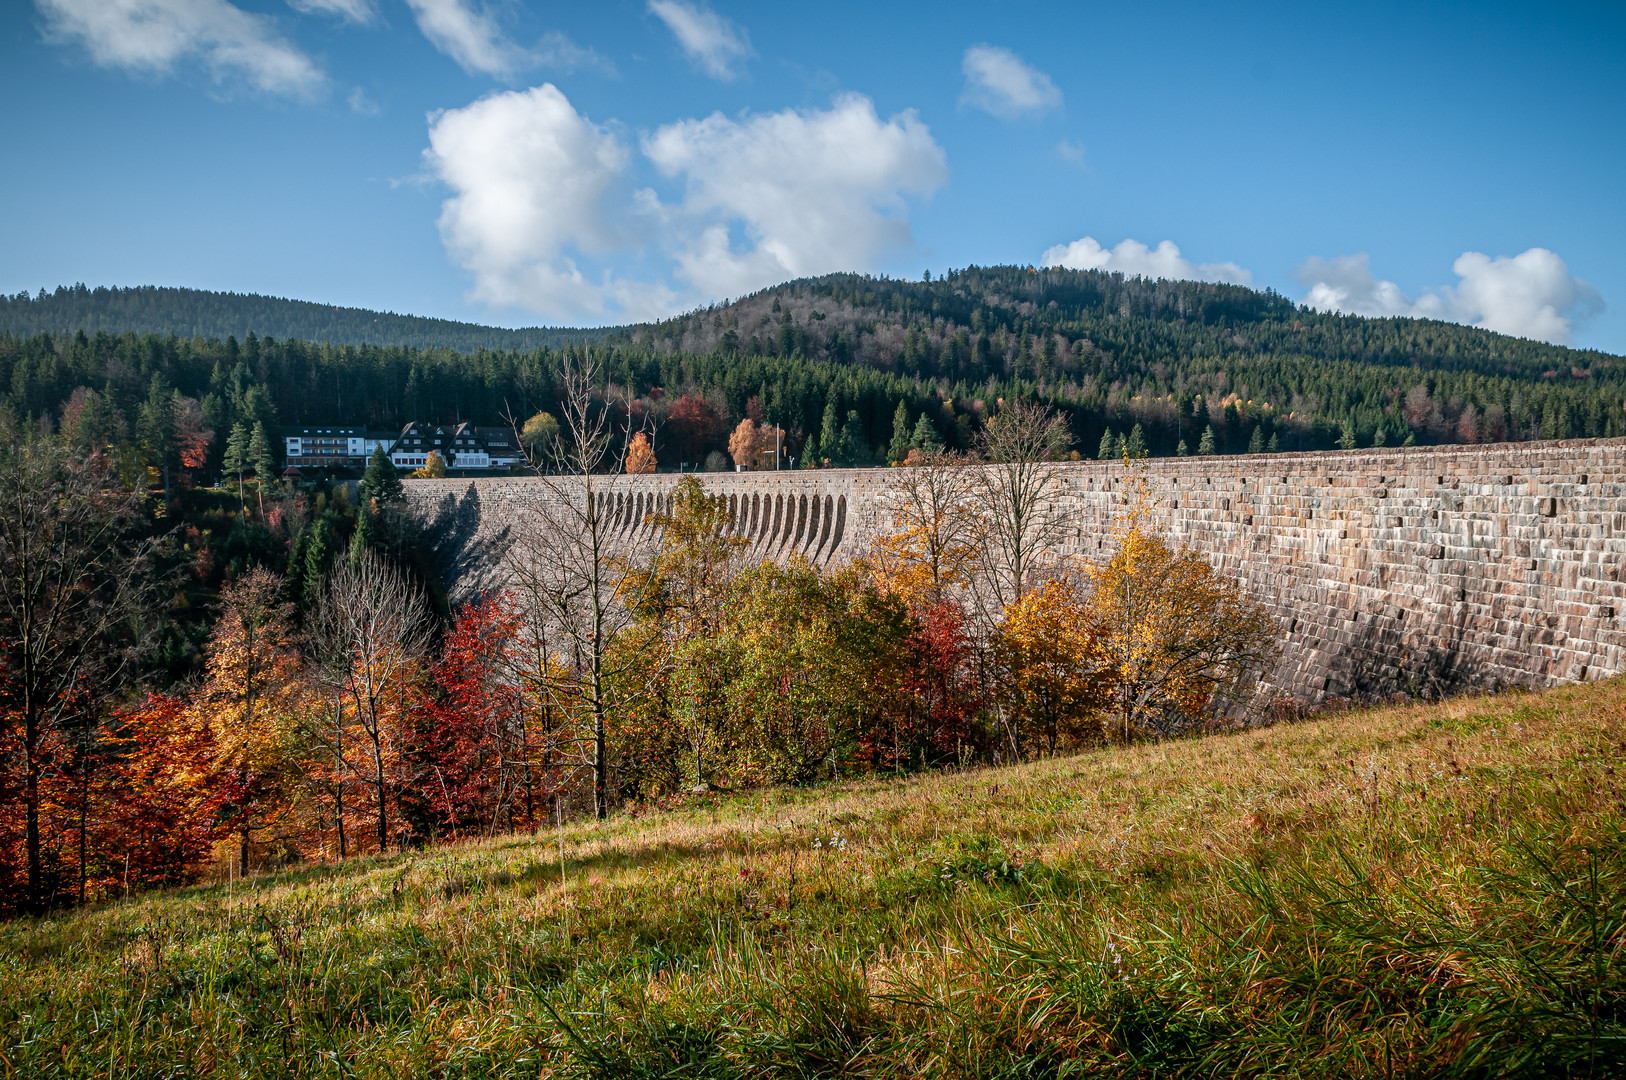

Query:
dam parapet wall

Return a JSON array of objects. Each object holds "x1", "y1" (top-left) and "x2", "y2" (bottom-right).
[{"x1": 407, "y1": 438, "x2": 1626, "y2": 705}]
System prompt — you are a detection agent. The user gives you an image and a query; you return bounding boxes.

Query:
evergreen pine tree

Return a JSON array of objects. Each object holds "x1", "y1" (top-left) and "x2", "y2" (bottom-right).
[
  {"x1": 1098, "y1": 428, "x2": 1115, "y2": 460},
  {"x1": 1247, "y1": 426, "x2": 1264, "y2": 454},
  {"x1": 1197, "y1": 425, "x2": 1216, "y2": 455},
  {"x1": 1267, "y1": 433, "x2": 1280, "y2": 453},
  {"x1": 359, "y1": 446, "x2": 403, "y2": 507},
  {"x1": 839, "y1": 410, "x2": 868, "y2": 467},
  {"x1": 815, "y1": 402, "x2": 840, "y2": 467},
  {"x1": 1372, "y1": 427, "x2": 1387, "y2": 447},
  {"x1": 1176, "y1": 439, "x2": 1190, "y2": 457},
  {"x1": 886, "y1": 401, "x2": 911, "y2": 464},
  {"x1": 799, "y1": 430, "x2": 820, "y2": 468},
  {"x1": 349, "y1": 503, "x2": 376, "y2": 565},
  {"x1": 222, "y1": 421, "x2": 249, "y2": 511},
  {"x1": 304, "y1": 516, "x2": 333, "y2": 597},
  {"x1": 1337, "y1": 423, "x2": 1357, "y2": 450},
  {"x1": 1125, "y1": 423, "x2": 1146, "y2": 459},
  {"x1": 248, "y1": 422, "x2": 274, "y2": 516},
  {"x1": 910, "y1": 414, "x2": 942, "y2": 452}
]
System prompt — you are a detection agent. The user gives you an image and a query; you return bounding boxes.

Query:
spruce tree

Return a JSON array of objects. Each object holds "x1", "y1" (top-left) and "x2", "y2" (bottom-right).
[
  {"x1": 1125, "y1": 423, "x2": 1146, "y2": 459},
  {"x1": 248, "y1": 422, "x2": 274, "y2": 515},
  {"x1": 910, "y1": 414, "x2": 942, "y2": 452},
  {"x1": 1176, "y1": 439, "x2": 1189, "y2": 456},
  {"x1": 815, "y1": 402, "x2": 840, "y2": 467},
  {"x1": 359, "y1": 446, "x2": 403, "y2": 507},
  {"x1": 304, "y1": 516, "x2": 333, "y2": 596},
  {"x1": 1197, "y1": 425, "x2": 1216, "y2": 455},
  {"x1": 1098, "y1": 428, "x2": 1115, "y2": 460},
  {"x1": 1337, "y1": 423, "x2": 1357, "y2": 450},
  {"x1": 1247, "y1": 426, "x2": 1264, "y2": 454},
  {"x1": 249, "y1": 422, "x2": 274, "y2": 482},
  {"x1": 349, "y1": 503, "x2": 376, "y2": 565},
  {"x1": 1267, "y1": 433, "x2": 1280, "y2": 453},
  {"x1": 839, "y1": 410, "x2": 868, "y2": 467},
  {"x1": 222, "y1": 421, "x2": 249, "y2": 511},
  {"x1": 1372, "y1": 427, "x2": 1387, "y2": 447},
  {"x1": 886, "y1": 401, "x2": 911, "y2": 465}
]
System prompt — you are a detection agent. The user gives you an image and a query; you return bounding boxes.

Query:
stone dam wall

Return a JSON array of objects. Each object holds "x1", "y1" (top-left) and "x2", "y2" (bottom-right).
[{"x1": 406, "y1": 438, "x2": 1626, "y2": 705}]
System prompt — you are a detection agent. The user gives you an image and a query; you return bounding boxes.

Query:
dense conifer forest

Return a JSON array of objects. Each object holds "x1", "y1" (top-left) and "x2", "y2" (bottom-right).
[
  {"x1": 0, "y1": 284, "x2": 612, "y2": 353},
  {"x1": 2, "y1": 266, "x2": 1622, "y2": 472}
]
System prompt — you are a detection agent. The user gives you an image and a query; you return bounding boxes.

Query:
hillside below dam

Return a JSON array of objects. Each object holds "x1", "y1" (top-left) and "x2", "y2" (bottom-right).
[{"x1": 407, "y1": 437, "x2": 1626, "y2": 706}]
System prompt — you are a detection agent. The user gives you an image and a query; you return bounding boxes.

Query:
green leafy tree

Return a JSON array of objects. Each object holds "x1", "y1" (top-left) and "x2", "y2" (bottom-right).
[
  {"x1": 1098, "y1": 428, "x2": 1115, "y2": 460},
  {"x1": 1337, "y1": 423, "x2": 1357, "y2": 450},
  {"x1": 1267, "y1": 433, "x2": 1280, "y2": 453},
  {"x1": 1176, "y1": 439, "x2": 1189, "y2": 457},
  {"x1": 1247, "y1": 426, "x2": 1265, "y2": 454},
  {"x1": 1197, "y1": 425, "x2": 1216, "y2": 456}
]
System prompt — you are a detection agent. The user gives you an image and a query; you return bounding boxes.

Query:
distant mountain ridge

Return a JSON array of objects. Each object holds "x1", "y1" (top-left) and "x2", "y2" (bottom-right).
[{"x1": 0, "y1": 283, "x2": 617, "y2": 352}]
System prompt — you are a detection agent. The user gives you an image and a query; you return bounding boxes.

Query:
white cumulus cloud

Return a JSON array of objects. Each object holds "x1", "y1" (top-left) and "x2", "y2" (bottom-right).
[
  {"x1": 424, "y1": 84, "x2": 674, "y2": 321},
  {"x1": 36, "y1": 0, "x2": 324, "y2": 97},
  {"x1": 1295, "y1": 248, "x2": 1602, "y2": 346},
  {"x1": 404, "y1": 0, "x2": 527, "y2": 78},
  {"x1": 286, "y1": 0, "x2": 373, "y2": 25},
  {"x1": 643, "y1": 94, "x2": 948, "y2": 298},
  {"x1": 423, "y1": 86, "x2": 946, "y2": 321},
  {"x1": 647, "y1": 0, "x2": 750, "y2": 80},
  {"x1": 961, "y1": 44, "x2": 1061, "y2": 119},
  {"x1": 1041, "y1": 236, "x2": 1252, "y2": 286}
]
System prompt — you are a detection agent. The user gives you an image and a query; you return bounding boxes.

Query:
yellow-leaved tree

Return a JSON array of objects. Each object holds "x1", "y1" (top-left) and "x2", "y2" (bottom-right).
[
  {"x1": 1083, "y1": 485, "x2": 1279, "y2": 741},
  {"x1": 992, "y1": 579, "x2": 1109, "y2": 758},
  {"x1": 194, "y1": 568, "x2": 309, "y2": 869},
  {"x1": 865, "y1": 450, "x2": 983, "y2": 611},
  {"x1": 410, "y1": 450, "x2": 447, "y2": 478}
]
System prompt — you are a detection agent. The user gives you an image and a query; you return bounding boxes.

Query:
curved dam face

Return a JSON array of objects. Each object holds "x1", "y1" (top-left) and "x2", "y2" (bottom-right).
[{"x1": 407, "y1": 437, "x2": 1626, "y2": 705}]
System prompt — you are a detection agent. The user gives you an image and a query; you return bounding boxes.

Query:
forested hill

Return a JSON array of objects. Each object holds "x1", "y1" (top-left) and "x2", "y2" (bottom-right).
[
  {"x1": 625, "y1": 266, "x2": 1621, "y2": 387},
  {"x1": 2, "y1": 265, "x2": 1622, "y2": 473},
  {"x1": 0, "y1": 284, "x2": 615, "y2": 352}
]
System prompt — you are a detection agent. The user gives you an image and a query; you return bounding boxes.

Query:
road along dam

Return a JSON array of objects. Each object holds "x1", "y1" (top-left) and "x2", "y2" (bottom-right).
[{"x1": 407, "y1": 437, "x2": 1626, "y2": 706}]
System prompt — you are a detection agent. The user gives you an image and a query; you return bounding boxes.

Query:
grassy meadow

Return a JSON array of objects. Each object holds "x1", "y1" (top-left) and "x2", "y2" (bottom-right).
[{"x1": 2, "y1": 677, "x2": 1624, "y2": 1078}]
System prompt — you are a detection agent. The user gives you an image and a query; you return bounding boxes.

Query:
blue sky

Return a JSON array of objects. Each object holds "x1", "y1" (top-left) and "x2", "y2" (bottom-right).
[{"x1": 3, "y1": 0, "x2": 1623, "y2": 351}]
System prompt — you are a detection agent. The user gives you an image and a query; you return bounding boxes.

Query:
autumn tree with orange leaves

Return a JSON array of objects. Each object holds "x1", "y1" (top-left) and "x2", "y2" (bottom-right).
[{"x1": 625, "y1": 432, "x2": 658, "y2": 474}]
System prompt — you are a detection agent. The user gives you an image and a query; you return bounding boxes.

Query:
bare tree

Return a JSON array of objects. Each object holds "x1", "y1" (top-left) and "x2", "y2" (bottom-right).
[
  {"x1": 972, "y1": 400, "x2": 1074, "y2": 616},
  {"x1": 310, "y1": 550, "x2": 432, "y2": 853},
  {"x1": 0, "y1": 441, "x2": 159, "y2": 912},
  {"x1": 505, "y1": 354, "x2": 661, "y2": 819}
]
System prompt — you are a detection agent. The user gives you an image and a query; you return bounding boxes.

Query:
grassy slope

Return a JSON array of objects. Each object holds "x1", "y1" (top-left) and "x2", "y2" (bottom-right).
[{"x1": 3, "y1": 679, "x2": 1624, "y2": 1078}]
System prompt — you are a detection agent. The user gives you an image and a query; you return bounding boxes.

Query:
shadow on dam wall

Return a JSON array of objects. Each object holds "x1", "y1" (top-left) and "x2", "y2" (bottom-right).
[{"x1": 407, "y1": 438, "x2": 1626, "y2": 706}]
